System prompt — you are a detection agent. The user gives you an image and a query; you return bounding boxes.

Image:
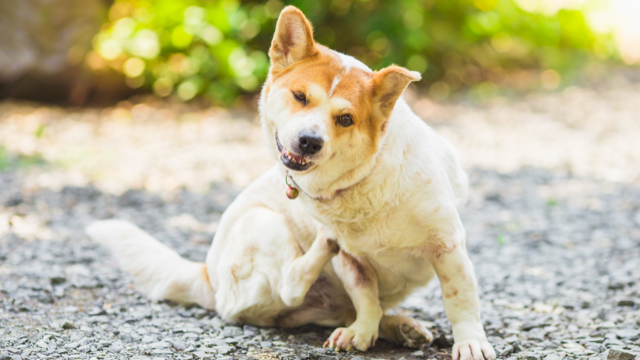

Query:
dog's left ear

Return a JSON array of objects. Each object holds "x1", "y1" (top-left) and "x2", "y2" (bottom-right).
[
  {"x1": 372, "y1": 65, "x2": 421, "y2": 119},
  {"x1": 269, "y1": 6, "x2": 317, "y2": 74}
]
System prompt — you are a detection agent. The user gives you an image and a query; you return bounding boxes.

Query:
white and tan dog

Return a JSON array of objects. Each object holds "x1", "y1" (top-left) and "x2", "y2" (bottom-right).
[{"x1": 87, "y1": 6, "x2": 495, "y2": 360}]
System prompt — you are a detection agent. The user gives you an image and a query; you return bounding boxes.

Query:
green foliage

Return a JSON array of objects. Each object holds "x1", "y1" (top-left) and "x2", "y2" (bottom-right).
[
  {"x1": 0, "y1": 146, "x2": 10, "y2": 171},
  {"x1": 92, "y1": 0, "x2": 614, "y2": 104},
  {"x1": 0, "y1": 146, "x2": 47, "y2": 172}
]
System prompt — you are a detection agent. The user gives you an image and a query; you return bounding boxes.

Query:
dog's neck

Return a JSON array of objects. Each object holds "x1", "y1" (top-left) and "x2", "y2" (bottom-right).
[{"x1": 288, "y1": 158, "x2": 377, "y2": 201}]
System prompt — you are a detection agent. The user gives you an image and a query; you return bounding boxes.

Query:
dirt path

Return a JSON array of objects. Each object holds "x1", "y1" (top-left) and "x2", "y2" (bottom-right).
[{"x1": 1, "y1": 76, "x2": 639, "y2": 360}]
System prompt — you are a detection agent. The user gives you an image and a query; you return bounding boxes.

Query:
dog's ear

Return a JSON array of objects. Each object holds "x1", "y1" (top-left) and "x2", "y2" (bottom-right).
[
  {"x1": 269, "y1": 6, "x2": 317, "y2": 73},
  {"x1": 372, "y1": 65, "x2": 421, "y2": 119}
]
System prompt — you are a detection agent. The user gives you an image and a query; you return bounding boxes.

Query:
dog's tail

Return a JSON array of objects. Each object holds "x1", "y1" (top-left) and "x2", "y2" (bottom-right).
[{"x1": 86, "y1": 220, "x2": 216, "y2": 310}]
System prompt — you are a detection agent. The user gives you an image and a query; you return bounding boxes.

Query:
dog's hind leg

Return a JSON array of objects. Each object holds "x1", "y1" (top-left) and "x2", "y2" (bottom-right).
[
  {"x1": 213, "y1": 208, "x2": 339, "y2": 324},
  {"x1": 279, "y1": 226, "x2": 340, "y2": 307}
]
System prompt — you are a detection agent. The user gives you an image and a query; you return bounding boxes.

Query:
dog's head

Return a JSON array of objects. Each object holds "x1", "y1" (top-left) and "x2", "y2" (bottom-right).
[{"x1": 259, "y1": 6, "x2": 420, "y2": 197}]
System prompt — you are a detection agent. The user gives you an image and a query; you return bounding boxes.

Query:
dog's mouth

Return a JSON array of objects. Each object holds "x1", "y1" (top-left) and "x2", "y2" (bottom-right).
[{"x1": 276, "y1": 132, "x2": 312, "y2": 171}]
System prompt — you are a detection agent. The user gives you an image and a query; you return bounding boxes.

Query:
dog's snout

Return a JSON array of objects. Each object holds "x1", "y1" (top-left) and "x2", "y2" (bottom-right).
[{"x1": 298, "y1": 130, "x2": 324, "y2": 155}]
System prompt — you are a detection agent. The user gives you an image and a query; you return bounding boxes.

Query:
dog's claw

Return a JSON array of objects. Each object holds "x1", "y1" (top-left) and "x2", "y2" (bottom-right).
[
  {"x1": 346, "y1": 344, "x2": 353, "y2": 351},
  {"x1": 323, "y1": 341, "x2": 328, "y2": 348}
]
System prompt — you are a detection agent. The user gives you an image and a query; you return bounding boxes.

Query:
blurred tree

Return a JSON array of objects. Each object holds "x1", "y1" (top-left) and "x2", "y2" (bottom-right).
[{"x1": 1, "y1": 0, "x2": 619, "y2": 104}]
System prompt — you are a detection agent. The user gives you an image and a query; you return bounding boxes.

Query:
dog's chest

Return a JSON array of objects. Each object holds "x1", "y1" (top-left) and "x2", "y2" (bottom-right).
[{"x1": 311, "y1": 192, "x2": 426, "y2": 255}]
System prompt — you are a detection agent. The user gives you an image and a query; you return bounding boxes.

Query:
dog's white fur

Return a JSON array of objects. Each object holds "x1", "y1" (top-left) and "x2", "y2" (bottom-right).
[{"x1": 87, "y1": 6, "x2": 495, "y2": 360}]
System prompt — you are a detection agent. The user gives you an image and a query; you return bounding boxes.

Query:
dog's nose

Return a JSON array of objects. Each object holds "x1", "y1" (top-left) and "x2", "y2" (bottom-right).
[{"x1": 298, "y1": 130, "x2": 324, "y2": 155}]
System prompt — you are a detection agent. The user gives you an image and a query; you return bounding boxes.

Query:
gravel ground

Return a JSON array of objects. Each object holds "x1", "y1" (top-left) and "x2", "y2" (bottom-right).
[{"x1": 1, "y1": 75, "x2": 640, "y2": 360}]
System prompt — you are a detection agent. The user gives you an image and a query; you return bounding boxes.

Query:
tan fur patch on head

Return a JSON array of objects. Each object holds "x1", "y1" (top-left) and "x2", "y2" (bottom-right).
[
  {"x1": 263, "y1": 8, "x2": 421, "y2": 183},
  {"x1": 371, "y1": 65, "x2": 421, "y2": 123},
  {"x1": 267, "y1": 46, "x2": 382, "y2": 161},
  {"x1": 269, "y1": 6, "x2": 317, "y2": 73}
]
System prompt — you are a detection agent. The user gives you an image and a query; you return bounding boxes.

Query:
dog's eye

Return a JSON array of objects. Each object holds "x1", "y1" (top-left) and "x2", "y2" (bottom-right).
[
  {"x1": 337, "y1": 114, "x2": 354, "y2": 127},
  {"x1": 292, "y1": 91, "x2": 307, "y2": 105}
]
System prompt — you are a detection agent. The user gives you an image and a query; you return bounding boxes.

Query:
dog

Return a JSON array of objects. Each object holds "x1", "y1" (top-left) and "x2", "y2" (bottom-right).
[{"x1": 86, "y1": 6, "x2": 496, "y2": 360}]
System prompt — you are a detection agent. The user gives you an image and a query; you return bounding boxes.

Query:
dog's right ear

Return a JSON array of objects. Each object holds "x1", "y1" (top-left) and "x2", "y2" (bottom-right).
[{"x1": 269, "y1": 6, "x2": 317, "y2": 73}]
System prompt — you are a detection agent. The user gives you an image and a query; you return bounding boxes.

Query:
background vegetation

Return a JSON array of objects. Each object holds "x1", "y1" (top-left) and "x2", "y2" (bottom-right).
[{"x1": 89, "y1": 0, "x2": 619, "y2": 104}]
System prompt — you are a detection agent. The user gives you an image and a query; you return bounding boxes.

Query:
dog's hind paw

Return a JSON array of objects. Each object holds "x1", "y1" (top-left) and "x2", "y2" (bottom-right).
[{"x1": 393, "y1": 318, "x2": 433, "y2": 348}]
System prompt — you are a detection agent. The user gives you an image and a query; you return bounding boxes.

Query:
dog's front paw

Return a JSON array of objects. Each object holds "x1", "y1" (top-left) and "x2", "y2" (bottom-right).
[
  {"x1": 323, "y1": 326, "x2": 377, "y2": 352},
  {"x1": 452, "y1": 339, "x2": 496, "y2": 360}
]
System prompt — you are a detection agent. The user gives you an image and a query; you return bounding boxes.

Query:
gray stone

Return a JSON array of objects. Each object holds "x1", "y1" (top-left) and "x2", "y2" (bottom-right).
[
  {"x1": 203, "y1": 339, "x2": 227, "y2": 347},
  {"x1": 171, "y1": 340, "x2": 186, "y2": 351},
  {"x1": 210, "y1": 317, "x2": 224, "y2": 331},
  {"x1": 216, "y1": 345, "x2": 235, "y2": 355},
  {"x1": 222, "y1": 326, "x2": 243, "y2": 338},
  {"x1": 519, "y1": 352, "x2": 541, "y2": 360},
  {"x1": 151, "y1": 349, "x2": 172, "y2": 355},
  {"x1": 193, "y1": 351, "x2": 214, "y2": 359},
  {"x1": 108, "y1": 341, "x2": 124, "y2": 353},
  {"x1": 141, "y1": 335, "x2": 157, "y2": 343},
  {"x1": 607, "y1": 349, "x2": 637, "y2": 360},
  {"x1": 496, "y1": 344, "x2": 514, "y2": 356},
  {"x1": 618, "y1": 300, "x2": 635, "y2": 307},
  {"x1": 543, "y1": 355, "x2": 564, "y2": 360},
  {"x1": 243, "y1": 325, "x2": 259, "y2": 336},
  {"x1": 616, "y1": 329, "x2": 639, "y2": 339}
]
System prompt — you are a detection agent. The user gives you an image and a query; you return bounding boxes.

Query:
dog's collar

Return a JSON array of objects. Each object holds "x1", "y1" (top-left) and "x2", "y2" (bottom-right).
[{"x1": 287, "y1": 172, "x2": 359, "y2": 202}]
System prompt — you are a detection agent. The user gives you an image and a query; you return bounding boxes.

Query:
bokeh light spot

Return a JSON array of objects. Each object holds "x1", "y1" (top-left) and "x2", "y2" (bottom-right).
[
  {"x1": 407, "y1": 55, "x2": 428, "y2": 73},
  {"x1": 430, "y1": 82, "x2": 450, "y2": 101},
  {"x1": 199, "y1": 24, "x2": 223, "y2": 45},
  {"x1": 240, "y1": 19, "x2": 260, "y2": 39},
  {"x1": 153, "y1": 78, "x2": 174, "y2": 97},
  {"x1": 178, "y1": 80, "x2": 199, "y2": 101},
  {"x1": 492, "y1": 33, "x2": 513, "y2": 53},
  {"x1": 123, "y1": 57, "x2": 145, "y2": 77},
  {"x1": 171, "y1": 26, "x2": 193, "y2": 49},
  {"x1": 131, "y1": 29, "x2": 160, "y2": 59},
  {"x1": 540, "y1": 69, "x2": 561, "y2": 90},
  {"x1": 97, "y1": 39, "x2": 122, "y2": 61}
]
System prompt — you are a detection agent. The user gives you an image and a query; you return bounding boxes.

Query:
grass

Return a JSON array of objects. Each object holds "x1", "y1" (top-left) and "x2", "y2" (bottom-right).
[
  {"x1": 497, "y1": 233, "x2": 506, "y2": 245},
  {"x1": 0, "y1": 146, "x2": 10, "y2": 171},
  {"x1": 0, "y1": 145, "x2": 47, "y2": 172}
]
